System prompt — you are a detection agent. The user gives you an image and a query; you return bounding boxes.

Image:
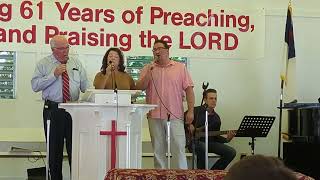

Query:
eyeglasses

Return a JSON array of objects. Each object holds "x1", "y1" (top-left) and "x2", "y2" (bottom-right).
[
  {"x1": 54, "y1": 45, "x2": 70, "y2": 51},
  {"x1": 152, "y1": 47, "x2": 166, "y2": 52}
]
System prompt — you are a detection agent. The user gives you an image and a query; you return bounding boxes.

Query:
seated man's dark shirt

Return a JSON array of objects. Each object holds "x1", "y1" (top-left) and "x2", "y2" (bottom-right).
[{"x1": 192, "y1": 105, "x2": 228, "y2": 143}]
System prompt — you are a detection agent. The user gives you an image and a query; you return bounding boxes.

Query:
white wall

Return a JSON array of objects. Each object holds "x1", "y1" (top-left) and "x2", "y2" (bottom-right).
[{"x1": 1, "y1": 0, "x2": 320, "y2": 166}]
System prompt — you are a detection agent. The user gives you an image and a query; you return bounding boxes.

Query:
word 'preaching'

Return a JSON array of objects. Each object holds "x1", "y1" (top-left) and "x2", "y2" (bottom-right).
[{"x1": 150, "y1": 7, "x2": 254, "y2": 32}]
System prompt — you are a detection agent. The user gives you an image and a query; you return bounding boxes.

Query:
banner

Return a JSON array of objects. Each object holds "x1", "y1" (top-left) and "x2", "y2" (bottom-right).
[{"x1": 0, "y1": 0, "x2": 265, "y2": 59}]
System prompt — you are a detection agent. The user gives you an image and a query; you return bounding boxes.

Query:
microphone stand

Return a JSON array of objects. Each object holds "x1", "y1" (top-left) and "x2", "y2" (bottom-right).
[
  {"x1": 112, "y1": 70, "x2": 119, "y2": 131},
  {"x1": 108, "y1": 62, "x2": 118, "y2": 95},
  {"x1": 111, "y1": 69, "x2": 118, "y2": 94},
  {"x1": 166, "y1": 114, "x2": 171, "y2": 169},
  {"x1": 46, "y1": 111, "x2": 52, "y2": 180},
  {"x1": 126, "y1": 122, "x2": 131, "y2": 168},
  {"x1": 205, "y1": 110, "x2": 209, "y2": 169},
  {"x1": 191, "y1": 82, "x2": 209, "y2": 169}
]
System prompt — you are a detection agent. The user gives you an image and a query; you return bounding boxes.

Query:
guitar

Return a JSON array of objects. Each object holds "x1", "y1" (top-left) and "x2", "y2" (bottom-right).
[
  {"x1": 185, "y1": 125, "x2": 237, "y2": 147},
  {"x1": 194, "y1": 130, "x2": 237, "y2": 139}
]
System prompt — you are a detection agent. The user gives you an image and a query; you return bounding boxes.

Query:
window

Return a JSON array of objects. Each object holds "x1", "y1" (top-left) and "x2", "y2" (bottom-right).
[
  {"x1": 126, "y1": 56, "x2": 188, "y2": 102},
  {"x1": 0, "y1": 51, "x2": 16, "y2": 99}
]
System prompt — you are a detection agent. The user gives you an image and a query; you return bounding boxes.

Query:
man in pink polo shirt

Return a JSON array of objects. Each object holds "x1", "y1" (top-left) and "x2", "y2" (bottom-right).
[{"x1": 136, "y1": 40, "x2": 195, "y2": 169}]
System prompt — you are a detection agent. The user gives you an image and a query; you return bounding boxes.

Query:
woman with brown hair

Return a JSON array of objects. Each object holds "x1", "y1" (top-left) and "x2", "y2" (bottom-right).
[{"x1": 93, "y1": 47, "x2": 135, "y2": 90}]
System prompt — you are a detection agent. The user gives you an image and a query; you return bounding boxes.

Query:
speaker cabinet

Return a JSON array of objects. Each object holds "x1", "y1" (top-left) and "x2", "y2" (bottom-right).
[
  {"x1": 27, "y1": 167, "x2": 46, "y2": 180},
  {"x1": 283, "y1": 142, "x2": 320, "y2": 179}
]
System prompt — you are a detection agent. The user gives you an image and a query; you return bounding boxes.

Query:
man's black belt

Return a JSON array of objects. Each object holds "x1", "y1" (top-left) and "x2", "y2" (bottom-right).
[{"x1": 44, "y1": 100, "x2": 60, "y2": 110}]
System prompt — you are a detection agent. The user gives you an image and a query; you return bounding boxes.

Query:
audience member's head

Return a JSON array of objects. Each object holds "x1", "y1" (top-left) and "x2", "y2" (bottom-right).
[{"x1": 224, "y1": 154, "x2": 297, "y2": 180}]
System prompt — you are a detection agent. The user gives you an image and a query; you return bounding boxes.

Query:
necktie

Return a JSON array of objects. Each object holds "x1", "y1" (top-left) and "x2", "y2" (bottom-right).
[{"x1": 62, "y1": 71, "x2": 71, "y2": 103}]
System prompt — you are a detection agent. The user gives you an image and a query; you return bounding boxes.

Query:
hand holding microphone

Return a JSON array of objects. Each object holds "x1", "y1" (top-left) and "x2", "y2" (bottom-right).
[
  {"x1": 154, "y1": 55, "x2": 160, "y2": 64},
  {"x1": 54, "y1": 64, "x2": 67, "y2": 77},
  {"x1": 54, "y1": 55, "x2": 70, "y2": 77},
  {"x1": 105, "y1": 61, "x2": 115, "y2": 76},
  {"x1": 150, "y1": 55, "x2": 160, "y2": 71},
  {"x1": 149, "y1": 64, "x2": 155, "y2": 71},
  {"x1": 109, "y1": 61, "x2": 116, "y2": 71}
]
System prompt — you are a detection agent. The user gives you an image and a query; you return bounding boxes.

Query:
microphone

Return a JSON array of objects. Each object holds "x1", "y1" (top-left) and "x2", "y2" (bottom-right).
[
  {"x1": 150, "y1": 63, "x2": 155, "y2": 71},
  {"x1": 62, "y1": 56, "x2": 69, "y2": 64},
  {"x1": 108, "y1": 60, "x2": 117, "y2": 91},
  {"x1": 202, "y1": 82, "x2": 209, "y2": 97},
  {"x1": 150, "y1": 56, "x2": 160, "y2": 71},
  {"x1": 154, "y1": 55, "x2": 160, "y2": 63},
  {"x1": 202, "y1": 82, "x2": 209, "y2": 90},
  {"x1": 109, "y1": 60, "x2": 116, "y2": 71}
]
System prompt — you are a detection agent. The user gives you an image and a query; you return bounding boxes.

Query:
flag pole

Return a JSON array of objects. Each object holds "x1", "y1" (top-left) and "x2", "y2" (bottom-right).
[
  {"x1": 278, "y1": 1, "x2": 295, "y2": 158},
  {"x1": 278, "y1": 79, "x2": 284, "y2": 158}
]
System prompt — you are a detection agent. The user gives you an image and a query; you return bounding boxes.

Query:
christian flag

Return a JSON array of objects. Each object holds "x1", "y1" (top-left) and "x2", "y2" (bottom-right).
[{"x1": 281, "y1": 5, "x2": 296, "y2": 83}]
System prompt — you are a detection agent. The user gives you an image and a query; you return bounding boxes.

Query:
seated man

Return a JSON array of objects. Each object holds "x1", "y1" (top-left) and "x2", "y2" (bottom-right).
[{"x1": 186, "y1": 88, "x2": 236, "y2": 170}]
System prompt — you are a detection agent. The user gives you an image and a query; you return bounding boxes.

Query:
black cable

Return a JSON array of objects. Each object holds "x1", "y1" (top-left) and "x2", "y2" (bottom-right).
[
  {"x1": 26, "y1": 150, "x2": 46, "y2": 168},
  {"x1": 34, "y1": 150, "x2": 46, "y2": 166},
  {"x1": 150, "y1": 70, "x2": 183, "y2": 121},
  {"x1": 27, "y1": 154, "x2": 40, "y2": 163},
  {"x1": 29, "y1": 107, "x2": 51, "y2": 166},
  {"x1": 37, "y1": 151, "x2": 46, "y2": 166}
]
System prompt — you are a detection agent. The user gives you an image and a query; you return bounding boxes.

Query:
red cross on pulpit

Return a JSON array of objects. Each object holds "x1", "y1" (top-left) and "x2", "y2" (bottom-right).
[{"x1": 100, "y1": 120, "x2": 127, "y2": 169}]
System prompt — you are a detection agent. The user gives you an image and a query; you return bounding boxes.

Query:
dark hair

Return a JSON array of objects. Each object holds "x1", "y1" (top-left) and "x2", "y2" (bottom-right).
[
  {"x1": 154, "y1": 39, "x2": 170, "y2": 49},
  {"x1": 224, "y1": 155, "x2": 297, "y2": 180},
  {"x1": 101, "y1": 47, "x2": 125, "y2": 75},
  {"x1": 204, "y1": 88, "x2": 217, "y2": 98}
]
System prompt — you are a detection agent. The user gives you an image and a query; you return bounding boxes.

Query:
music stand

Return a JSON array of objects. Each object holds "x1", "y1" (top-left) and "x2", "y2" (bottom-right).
[{"x1": 236, "y1": 116, "x2": 275, "y2": 155}]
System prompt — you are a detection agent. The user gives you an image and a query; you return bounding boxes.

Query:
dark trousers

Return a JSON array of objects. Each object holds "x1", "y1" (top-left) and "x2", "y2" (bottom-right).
[
  {"x1": 195, "y1": 140, "x2": 236, "y2": 170},
  {"x1": 43, "y1": 100, "x2": 72, "y2": 180}
]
